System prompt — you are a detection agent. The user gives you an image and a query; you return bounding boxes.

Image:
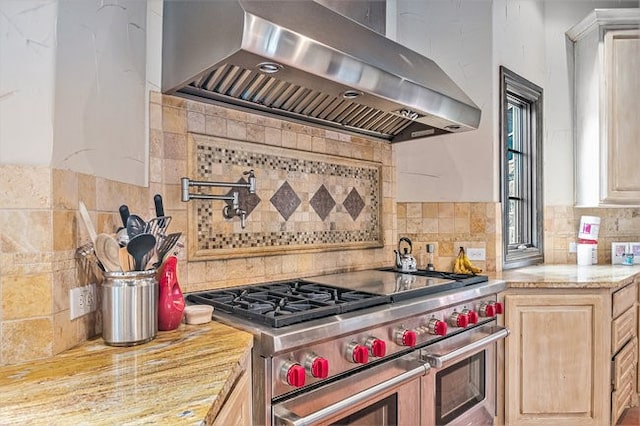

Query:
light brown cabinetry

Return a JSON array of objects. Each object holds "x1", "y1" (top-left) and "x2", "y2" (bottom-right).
[
  {"x1": 567, "y1": 9, "x2": 640, "y2": 206},
  {"x1": 502, "y1": 282, "x2": 638, "y2": 425},
  {"x1": 213, "y1": 367, "x2": 252, "y2": 426}
]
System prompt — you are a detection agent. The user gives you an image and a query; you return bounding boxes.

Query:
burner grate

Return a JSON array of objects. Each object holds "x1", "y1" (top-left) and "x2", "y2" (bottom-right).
[{"x1": 186, "y1": 280, "x2": 390, "y2": 328}]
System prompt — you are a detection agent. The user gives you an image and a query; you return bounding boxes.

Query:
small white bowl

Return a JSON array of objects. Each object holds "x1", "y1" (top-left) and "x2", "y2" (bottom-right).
[{"x1": 183, "y1": 305, "x2": 214, "y2": 325}]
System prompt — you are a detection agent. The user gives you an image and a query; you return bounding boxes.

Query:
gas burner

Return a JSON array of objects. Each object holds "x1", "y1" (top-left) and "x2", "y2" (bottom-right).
[{"x1": 186, "y1": 280, "x2": 389, "y2": 328}]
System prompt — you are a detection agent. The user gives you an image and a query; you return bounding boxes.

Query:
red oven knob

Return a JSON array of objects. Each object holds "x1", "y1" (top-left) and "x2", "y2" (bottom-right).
[
  {"x1": 303, "y1": 354, "x2": 329, "y2": 379},
  {"x1": 479, "y1": 302, "x2": 496, "y2": 318},
  {"x1": 347, "y1": 343, "x2": 369, "y2": 364},
  {"x1": 365, "y1": 337, "x2": 387, "y2": 357},
  {"x1": 448, "y1": 311, "x2": 469, "y2": 328},
  {"x1": 311, "y1": 357, "x2": 329, "y2": 379},
  {"x1": 427, "y1": 317, "x2": 447, "y2": 336},
  {"x1": 394, "y1": 328, "x2": 417, "y2": 347},
  {"x1": 281, "y1": 362, "x2": 306, "y2": 387},
  {"x1": 462, "y1": 308, "x2": 479, "y2": 324},
  {"x1": 491, "y1": 301, "x2": 504, "y2": 314}
]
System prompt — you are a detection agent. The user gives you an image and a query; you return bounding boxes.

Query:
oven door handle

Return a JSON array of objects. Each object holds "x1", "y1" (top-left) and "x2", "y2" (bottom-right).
[
  {"x1": 273, "y1": 362, "x2": 429, "y2": 426},
  {"x1": 423, "y1": 325, "x2": 509, "y2": 369}
]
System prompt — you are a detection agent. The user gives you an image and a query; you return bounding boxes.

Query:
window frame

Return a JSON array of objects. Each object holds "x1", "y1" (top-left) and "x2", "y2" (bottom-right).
[{"x1": 499, "y1": 66, "x2": 544, "y2": 269}]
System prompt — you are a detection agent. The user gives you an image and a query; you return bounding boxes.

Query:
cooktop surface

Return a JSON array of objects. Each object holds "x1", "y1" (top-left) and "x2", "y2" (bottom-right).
[{"x1": 304, "y1": 269, "x2": 464, "y2": 302}]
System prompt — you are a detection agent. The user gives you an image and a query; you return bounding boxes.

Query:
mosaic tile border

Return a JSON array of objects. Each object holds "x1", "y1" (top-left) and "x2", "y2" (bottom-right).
[{"x1": 187, "y1": 133, "x2": 383, "y2": 260}]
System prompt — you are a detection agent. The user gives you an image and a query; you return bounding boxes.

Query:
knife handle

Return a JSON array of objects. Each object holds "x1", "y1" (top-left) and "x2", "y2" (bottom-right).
[
  {"x1": 154, "y1": 194, "x2": 165, "y2": 218},
  {"x1": 119, "y1": 205, "x2": 130, "y2": 228}
]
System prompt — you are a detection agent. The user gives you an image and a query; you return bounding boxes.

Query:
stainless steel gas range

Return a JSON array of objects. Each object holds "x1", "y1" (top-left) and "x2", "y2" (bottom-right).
[{"x1": 187, "y1": 269, "x2": 509, "y2": 425}]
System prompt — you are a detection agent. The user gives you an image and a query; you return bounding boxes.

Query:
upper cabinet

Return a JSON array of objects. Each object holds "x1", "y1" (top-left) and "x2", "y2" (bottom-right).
[{"x1": 567, "y1": 9, "x2": 640, "y2": 206}]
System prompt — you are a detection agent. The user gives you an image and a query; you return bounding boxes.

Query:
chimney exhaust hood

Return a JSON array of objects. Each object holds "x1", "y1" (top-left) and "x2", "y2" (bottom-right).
[{"x1": 162, "y1": 0, "x2": 481, "y2": 143}]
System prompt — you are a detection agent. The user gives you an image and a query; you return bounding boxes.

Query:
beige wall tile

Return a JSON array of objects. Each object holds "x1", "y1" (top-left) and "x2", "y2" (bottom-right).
[
  {"x1": 52, "y1": 169, "x2": 78, "y2": 210},
  {"x1": 227, "y1": 120, "x2": 247, "y2": 140},
  {"x1": 162, "y1": 105, "x2": 187, "y2": 134},
  {"x1": 1, "y1": 318, "x2": 53, "y2": 364},
  {"x1": 1, "y1": 273, "x2": 52, "y2": 319},
  {"x1": 438, "y1": 203, "x2": 454, "y2": 218},
  {"x1": 163, "y1": 132, "x2": 187, "y2": 161},
  {"x1": 53, "y1": 211, "x2": 76, "y2": 251},
  {"x1": 205, "y1": 115, "x2": 227, "y2": 137},
  {"x1": 0, "y1": 165, "x2": 51, "y2": 209},
  {"x1": 53, "y1": 310, "x2": 77, "y2": 354},
  {"x1": 0, "y1": 210, "x2": 52, "y2": 254}
]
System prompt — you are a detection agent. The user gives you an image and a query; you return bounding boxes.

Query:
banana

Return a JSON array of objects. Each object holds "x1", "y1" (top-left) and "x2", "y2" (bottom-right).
[{"x1": 453, "y1": 247, "x2": 482, "y2": 274}]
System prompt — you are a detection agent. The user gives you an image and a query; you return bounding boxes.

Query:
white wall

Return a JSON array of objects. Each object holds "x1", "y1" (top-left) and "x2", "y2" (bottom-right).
[
  {"x1": 0, "y1": 0, "x2": 57, "y2": 165},
  {"x1": 0, "y1": 0, "x2": 162, "y2": 186},
  {"x1": 52, "y1": 0, "x2": 148, "y2": 185},
  {"x1": 394, "y1": 0, "x2": 638, "y2": 205},
  {"x1": 393, "y1": 0, "x2": 495, "y2": 202}
]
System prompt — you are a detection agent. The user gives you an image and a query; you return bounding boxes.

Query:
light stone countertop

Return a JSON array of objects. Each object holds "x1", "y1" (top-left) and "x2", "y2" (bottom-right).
[
  {"x1": 0, "y1": 321, "x2": 252, "y2": 425},
  {"x1": 492, "y1": 264, "x2": 640, "y2": 289}
]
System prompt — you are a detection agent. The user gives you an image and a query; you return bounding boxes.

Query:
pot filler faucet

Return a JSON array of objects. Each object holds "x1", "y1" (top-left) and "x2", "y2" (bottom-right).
[{"x1": 180, "y1": 170, "x2": 256, "y2": 228}]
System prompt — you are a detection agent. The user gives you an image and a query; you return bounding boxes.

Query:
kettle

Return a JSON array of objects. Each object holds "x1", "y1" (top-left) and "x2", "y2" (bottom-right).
[{"x1": 395, "y1": 237, "x2": 417, "y2": 272}]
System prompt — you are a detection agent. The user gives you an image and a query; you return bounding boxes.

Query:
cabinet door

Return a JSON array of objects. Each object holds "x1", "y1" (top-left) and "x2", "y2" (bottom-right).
[
  {"x1": 213, "y1": 369, "x2": 252, "y2": 426},
  {"x1": 602, "y1": 28, "x2": 640, "y2": 204},
  {"x1": 504, "y1": 293, "x2": 607, "y2": 425}
]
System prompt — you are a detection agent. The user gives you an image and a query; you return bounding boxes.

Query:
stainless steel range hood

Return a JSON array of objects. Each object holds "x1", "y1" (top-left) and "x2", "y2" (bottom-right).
[{"x1": 162, "y1": 0, "x2": 481, "y2": 143}]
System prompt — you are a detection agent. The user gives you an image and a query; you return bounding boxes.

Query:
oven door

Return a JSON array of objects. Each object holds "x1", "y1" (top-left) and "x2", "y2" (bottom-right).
[
  {"x1": 272, "y1": 353, "x2": 429, "y2": 426},
  {"x1": 421, "y1": 324, "x2": 509, "y2": 426}
]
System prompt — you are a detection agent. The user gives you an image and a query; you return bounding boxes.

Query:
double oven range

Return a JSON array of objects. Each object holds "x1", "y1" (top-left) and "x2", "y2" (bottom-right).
[{"x1": 187, "y1": 269, "x2": 508, "y2": 425}]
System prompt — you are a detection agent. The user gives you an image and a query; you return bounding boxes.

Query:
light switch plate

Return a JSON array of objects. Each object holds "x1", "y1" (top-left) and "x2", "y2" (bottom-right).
[
  {"x1": 466, "y1": 248, "x2": 486, "y2": 261},
  {"x1": 70, "y1": 283, "x2": 97, "y2": 320},
  {"x1": 569, "y1": 242, "x2": 577, "y2": 253}
]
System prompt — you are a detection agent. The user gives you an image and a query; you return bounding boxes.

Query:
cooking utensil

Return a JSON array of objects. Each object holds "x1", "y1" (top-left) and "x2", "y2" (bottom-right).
[
  {"x1": 119, "y1": 246, "x2": 134, "y2": 272},
  {"x1": 126, "y1": 214, "x2": 146, "y2": 239},
  {"x1": 119, "y1": 204, "x2": 130, "y2": 228},
  {"x1": 94, "y1": 233, "x2": 122, "y2": 272},
  {"x1": 78, "y1": 201, "x2": 98, "y2": 245},
  {"x1": 153, "y1": 194, "x2": 165, "y2": 227},
  {"x1": 127, "y1": 233, "x2": 156, "y2": 271},
  {"x1": 145, "y1": 215, "x2": 172, "y2": 239},
  {"x1": 116, "y1": 227, "x2": 129, "y2": 246},
  {"x1": 154, "y1": 232, "x2": 182, "y2": 268}
]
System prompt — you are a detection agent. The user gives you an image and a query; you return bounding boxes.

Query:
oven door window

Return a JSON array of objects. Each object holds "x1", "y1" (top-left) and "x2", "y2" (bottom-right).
[
  {"x1": 435, "y1": 350, "x2": 486, "y2": 424},
  {"x1": 330, "y1": 395, "x2": 397, "y2": 425}
]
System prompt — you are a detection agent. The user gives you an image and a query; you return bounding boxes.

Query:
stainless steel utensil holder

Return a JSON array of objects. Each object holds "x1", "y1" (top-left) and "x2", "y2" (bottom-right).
[{"x1": 102, "y1": 270, "x2": 158, "y2": 346}]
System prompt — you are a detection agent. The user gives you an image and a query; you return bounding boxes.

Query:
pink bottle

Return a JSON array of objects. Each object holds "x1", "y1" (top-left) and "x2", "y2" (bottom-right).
[{"x1": 157, "y1": 256, "x2": 185, "y2": 331}]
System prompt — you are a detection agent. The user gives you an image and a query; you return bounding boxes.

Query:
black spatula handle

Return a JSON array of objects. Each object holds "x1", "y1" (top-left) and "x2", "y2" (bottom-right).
[{"x1": 119, "y1": 205, "x2": 130, "y2": 228}]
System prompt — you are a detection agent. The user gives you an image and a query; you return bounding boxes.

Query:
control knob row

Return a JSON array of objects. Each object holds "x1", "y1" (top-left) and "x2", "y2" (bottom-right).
[{"x1": 281, "y1": 353, "x2": 330, "y2": 387}]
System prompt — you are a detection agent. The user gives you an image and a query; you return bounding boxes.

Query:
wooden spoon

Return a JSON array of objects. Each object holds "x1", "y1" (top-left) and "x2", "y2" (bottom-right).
[
  {"x1": 94, "y1": 233, "x2": 122, "y2": 272},
  {"x1": 119, "y1": 246, "x2": 133, "y2": 272}
]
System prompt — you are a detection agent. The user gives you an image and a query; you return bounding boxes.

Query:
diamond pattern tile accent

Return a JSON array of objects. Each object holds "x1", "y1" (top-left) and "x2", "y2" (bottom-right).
[
  {"x1": 310, "y1": 184, "x2": 336, "y2": 221},
  {"x1": 225, "y1": 177, "x2": 261, "y2": 217},
  {"x1": 343, "y1": 188, "x2": 365, "y2": 220},
  {"x1": 270, "y1": 181, "x2": 301, "y2": 221}
]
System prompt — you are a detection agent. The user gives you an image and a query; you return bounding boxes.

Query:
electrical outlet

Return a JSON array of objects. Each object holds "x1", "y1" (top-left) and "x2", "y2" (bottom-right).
[
  {"x1": 466, "y1": 248, "x2": 486, "y2": 261},
  {"x1": 70, "y1": 283, "x2": 97, "y2": 320},
  {"x1": 569, "y1": 242, "x2": 577, "y2": 253}
]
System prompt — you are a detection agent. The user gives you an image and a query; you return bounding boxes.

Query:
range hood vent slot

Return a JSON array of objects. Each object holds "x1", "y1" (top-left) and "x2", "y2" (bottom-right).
[{"x1": 162, "y1": 0, "x2": 481, "y2": 142}]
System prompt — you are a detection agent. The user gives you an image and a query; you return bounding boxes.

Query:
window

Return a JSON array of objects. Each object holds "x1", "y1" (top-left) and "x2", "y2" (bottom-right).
[{"x1": 500, "y1": 67, "x2": 543, "y2": 269}]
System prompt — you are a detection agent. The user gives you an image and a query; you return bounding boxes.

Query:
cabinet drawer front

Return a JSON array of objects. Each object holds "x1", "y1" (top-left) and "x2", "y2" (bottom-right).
[
  {"x1": 611, "y1": 306, "x2": 637, "y2": 354},
  {"x1": 612, "y1": 284, "x2": 637, "y2": 318},
  {"x1": 612, "y1": 338, "x2": 637, "y2": 390},
  {"x1": 612, "y1": 379, "x2": 633, "y2": 426}
]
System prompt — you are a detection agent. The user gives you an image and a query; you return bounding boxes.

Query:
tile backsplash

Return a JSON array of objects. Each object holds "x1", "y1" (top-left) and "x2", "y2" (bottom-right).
[
  {"x1": 396, "y1": 202, "x2": 502, "y2": 272},
  {"x1": 0, "y1": 93, "x2": 395, "y2": 366},
  {"x1": 188, "y1": 133, "x2": 383, "y2": 259}
]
